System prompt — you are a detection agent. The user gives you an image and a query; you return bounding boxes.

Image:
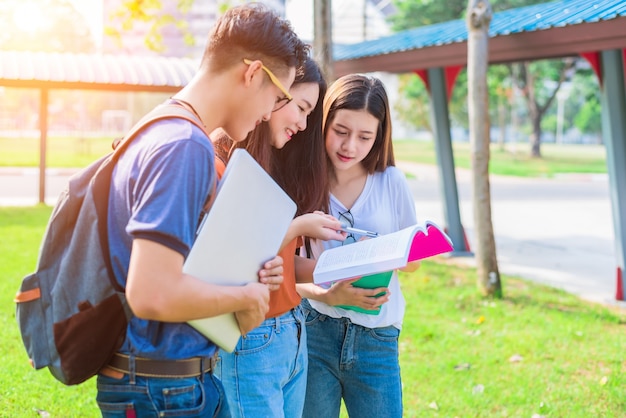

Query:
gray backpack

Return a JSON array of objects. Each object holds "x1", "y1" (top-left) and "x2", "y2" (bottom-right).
[{"x1": 14, "y1": 103, "x2": 211, "y2": 385}]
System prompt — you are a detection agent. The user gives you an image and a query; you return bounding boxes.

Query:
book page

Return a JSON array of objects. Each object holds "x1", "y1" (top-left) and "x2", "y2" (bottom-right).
[
  {"x1": 312, "y1": 221, "x2": 454, "y2": 285},
  {"x1": 316, "y1": 236, "x2": 403, "y2": 270},
  {"x1": 313, "y1": 226, "x2": 417, "y2": 282}
]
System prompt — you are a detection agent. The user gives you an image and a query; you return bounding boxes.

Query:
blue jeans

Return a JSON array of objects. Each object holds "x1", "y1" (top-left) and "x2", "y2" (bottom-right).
[
  {"x1": 215, "y1": 306, "x2": 307, "y2": 418},
  {"x1": 96, "y1": 371, "x2": 230, "y2": 417},
  {"x1": 301, "y1": 300, "x2": 402, "y2": 418}
]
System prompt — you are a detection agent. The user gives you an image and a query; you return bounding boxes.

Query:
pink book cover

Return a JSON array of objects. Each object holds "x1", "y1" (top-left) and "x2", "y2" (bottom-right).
[{"x1": 408, "y1": 223, "x2": 454, "y2": 262}]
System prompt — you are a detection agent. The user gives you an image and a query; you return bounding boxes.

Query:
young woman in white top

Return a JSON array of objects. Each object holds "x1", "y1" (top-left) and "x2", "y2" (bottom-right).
[{"x1": 297, "y1": 74, "x2": 420, "y2": 418}]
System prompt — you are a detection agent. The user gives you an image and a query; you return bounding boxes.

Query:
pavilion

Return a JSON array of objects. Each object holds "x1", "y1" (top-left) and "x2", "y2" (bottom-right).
[{"x1": 332, "y1": 0, "x2": 626, "y2": 299}]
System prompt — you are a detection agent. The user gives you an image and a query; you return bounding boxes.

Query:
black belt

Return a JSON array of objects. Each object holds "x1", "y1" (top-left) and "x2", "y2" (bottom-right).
[{"x1": 107, "y1": 353, "x2": 216, "y2": 378}]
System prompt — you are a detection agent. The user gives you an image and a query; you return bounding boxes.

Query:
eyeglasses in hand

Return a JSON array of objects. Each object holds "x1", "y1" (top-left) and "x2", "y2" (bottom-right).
[{"x1": 338, "y1": 210, "x2": 357, "y2": 246}]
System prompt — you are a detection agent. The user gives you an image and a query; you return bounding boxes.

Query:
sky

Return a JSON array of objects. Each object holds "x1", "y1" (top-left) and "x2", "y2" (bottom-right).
[{"x1": 65, "y1": 0, "x2": 103, "y2": 48}]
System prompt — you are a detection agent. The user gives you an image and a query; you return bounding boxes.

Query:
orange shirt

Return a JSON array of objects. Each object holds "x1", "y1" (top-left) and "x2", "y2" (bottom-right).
[
  {"x1": 266, "y1": 237, "x2": 302, "y2": 319},
  {"x1": 213, "y1": 154, "x2": 300, "y2": 319}
]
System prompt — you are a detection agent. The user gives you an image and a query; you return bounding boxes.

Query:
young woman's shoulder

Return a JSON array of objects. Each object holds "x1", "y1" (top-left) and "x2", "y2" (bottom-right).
[{"x1": 374, "y1": 165, "x2": 408, "y2": 184}]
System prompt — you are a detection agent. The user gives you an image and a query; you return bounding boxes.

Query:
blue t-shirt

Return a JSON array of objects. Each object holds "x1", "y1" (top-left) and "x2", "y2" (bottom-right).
[{"x1": 108, "y1": 116, "x2": 218, "y2": 360}]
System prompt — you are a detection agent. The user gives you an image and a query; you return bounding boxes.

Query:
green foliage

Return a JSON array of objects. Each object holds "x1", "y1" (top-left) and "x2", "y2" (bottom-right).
[
  {"x1": 387, "y1": 0, "x2": 598, "y2": 156},
  {"x1": 513, "y1": 59, "x2": 574, "y2": 106},
  {"x1": 542, "y1": 113, "x2": 557, "y2": 134},
  {"x1": 394, "y1": 74, "x2": 432, "y2": 132},
  {"x1": 388, "y1": 0, "x2": 549, "y2": 30},
  {"x1": 2, "y1": 207, "x2": 625, "y2": 416},
  {"x1": 105, "y1": 0, "x2": 196, "y2": 53},
  {"x1": 393, "y1": 69, "x2": 469, "y2": 133},
  {"x1": 575, "y1": 100, "x2": 602, "y2": 136},
  {"x1": 388, "y1": 0, "x2": 467, "y2": 30},
  {"x1": 449, "y1": 70, "x2": 469, "y2": 130},
  {"x1": 570, "y1": 70, "x2": 602, "y2": 135},
  {"x1": 218, "y1": 1, "x2": 238, "y2": 14}
]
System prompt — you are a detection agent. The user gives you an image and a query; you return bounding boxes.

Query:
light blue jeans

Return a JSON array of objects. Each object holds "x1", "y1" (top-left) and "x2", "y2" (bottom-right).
[
  {"x1": 96, "y1": 371, "x2": 230, "y2": 417},
  {"x1": 215, "y1": 306, "x2": 308, "y2": 418},
  {"x1": 301, "y1": 300, "x2": 402, "y2": 418}
]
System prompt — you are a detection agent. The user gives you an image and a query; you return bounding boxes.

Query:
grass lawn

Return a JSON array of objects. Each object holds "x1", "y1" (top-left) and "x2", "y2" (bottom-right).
[
  {"x1": 0, "y1": 136, "x2": 115, "y2": 169},
  {"x1": 2, "y1": 207, "x2": 625, "y2": 417},
  {"x1": 393, "y1": 140, "x2": 607, "y2": 178},
  {"x1": 0, "y1": 136, "x2": 607, "y2": 179}
]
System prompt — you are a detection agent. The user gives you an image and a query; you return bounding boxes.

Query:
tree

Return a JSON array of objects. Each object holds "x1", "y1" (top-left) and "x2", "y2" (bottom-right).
[
  {"x1": 388, "y1": 0, "x2": 466, "y2": 29},
  {"x1": 389, "y1": 0, "x2": 546, "y2": 31},
  {"x1": 105, "y1": 0, "x2": 195, "y2": 53},
  {"x1": 570, "y1": 68, "x2": 602, "y2": 141},
  {"x1": 466, "y1": 0, "x2": 502, "y2": 297},
  {"x1": 314, "y1": 0, "x2": 334, "y2": 82},
  {"x1": 389, "y1": 0, "x2": 580, "y2": 158},
  {"x1": 511, "y1": 58, "x2": 576, "y2": 157},
  {"x1": 574, "y1": 100, "x2": 601, "y2": 141},
  {"x1": 393, "y1": 74, "x2": 432, "y2": 133}
]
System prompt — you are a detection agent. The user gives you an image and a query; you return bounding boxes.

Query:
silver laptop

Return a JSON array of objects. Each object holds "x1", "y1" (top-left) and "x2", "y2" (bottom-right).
[{"x1": 184, "y1": 148, "x2": 297, "y2": 352}]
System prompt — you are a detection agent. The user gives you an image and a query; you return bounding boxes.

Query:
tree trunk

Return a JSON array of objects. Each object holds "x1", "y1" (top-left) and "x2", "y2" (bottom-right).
[
  {"x1": 466, "y1": 0, "x2": 502, "y2": 297},
  {"x1": 530, "y1": 115, "x2": 542, "y2": 157},
  {"x1": 514, "y1": 60, "x2": 575, "y2": 158},
  {"x1": 521, "y1": 62, "x2": 542, "y2": 157},
  {"x1": 314, "y1": 0, "x2": 334, "y2": 82},
  {"x1": 498, "y1": 95, "x2": 506, "y2": 151}
]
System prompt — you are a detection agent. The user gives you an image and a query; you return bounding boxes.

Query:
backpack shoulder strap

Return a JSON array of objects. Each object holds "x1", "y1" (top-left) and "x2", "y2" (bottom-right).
[{"x1": 111, "y1": 103, "x2": 210, "y2": 156}]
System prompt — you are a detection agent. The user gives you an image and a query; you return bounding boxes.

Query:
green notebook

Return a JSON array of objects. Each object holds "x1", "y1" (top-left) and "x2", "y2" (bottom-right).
[{"x1": 336, "y1": 270, "x2": 393, "y2": 315}]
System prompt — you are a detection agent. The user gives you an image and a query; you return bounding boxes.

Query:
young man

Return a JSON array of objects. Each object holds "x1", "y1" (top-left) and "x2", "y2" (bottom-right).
[{"x1": 96, "y1": 4, "x2": 309, "y2": 417}]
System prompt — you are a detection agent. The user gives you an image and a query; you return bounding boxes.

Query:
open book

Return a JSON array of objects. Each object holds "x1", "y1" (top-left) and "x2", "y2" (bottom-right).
[{"x1": 313, "y1": 220, "x2": 454, "y2": 313}]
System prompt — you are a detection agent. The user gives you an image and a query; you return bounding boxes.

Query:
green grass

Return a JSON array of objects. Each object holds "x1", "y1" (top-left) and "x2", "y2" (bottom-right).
[
  {"x1": 399, "y1": 262, "x2": 626, "y2": 416},
  {"x1": 0, "y1": 137, "x2": 608, "y2": 179},
  {"x1": 0, "y1": 206, "x2": 97, "y2": 417},
  {"x1": 0, "y1": 136, "x2": 115, "y2": 168},
  {"x1": 2, "y1": 207, "x2": 626, "y2": 417},
  {"x1": 393, "y1": 140, "x2": 607, "y2": 178}
]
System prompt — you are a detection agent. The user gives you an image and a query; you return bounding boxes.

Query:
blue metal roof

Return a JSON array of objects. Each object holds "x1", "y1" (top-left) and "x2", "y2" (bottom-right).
[{"x1": 334, "y1": 0, "x2": 626, "y2": 61}]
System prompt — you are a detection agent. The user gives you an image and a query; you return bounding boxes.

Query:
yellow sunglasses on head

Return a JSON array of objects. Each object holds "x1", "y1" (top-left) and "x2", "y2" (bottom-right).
[{"x1": 243, "y1": 59, "x2": 293, "y2": 111}]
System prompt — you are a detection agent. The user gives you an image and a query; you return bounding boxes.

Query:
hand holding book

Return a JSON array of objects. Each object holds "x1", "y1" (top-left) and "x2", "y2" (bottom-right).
[{"x1": 323, "y1": 276, "x2": 390, "y2": 314}]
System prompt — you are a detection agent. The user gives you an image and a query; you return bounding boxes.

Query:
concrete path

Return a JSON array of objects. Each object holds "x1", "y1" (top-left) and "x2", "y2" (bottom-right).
[
  {"x1": 0, "y1": 167, "x2": 76, "y2": 206},
  {"x1": 396, "y1": 161, "x2": 623, "y2": 309},
  {"x1": 1, "y1": 163, "x2": 623, "y2": 309}
]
